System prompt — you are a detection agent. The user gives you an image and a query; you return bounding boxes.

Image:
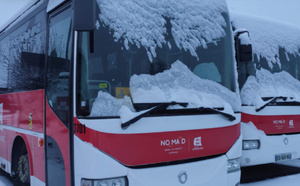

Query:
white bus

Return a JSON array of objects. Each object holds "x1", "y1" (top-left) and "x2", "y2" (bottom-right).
[
  {"x1": 233, "y1": 12, "x2": 300, "y2": 167},
  {"x1": 0, "y1": 0, "x2": 241, "y2": 185}
]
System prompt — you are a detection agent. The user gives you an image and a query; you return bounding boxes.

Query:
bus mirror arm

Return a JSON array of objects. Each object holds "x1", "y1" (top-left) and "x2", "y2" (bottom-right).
[
  {"x1": 234, "y1": 30, "x2": 253, "y2": 62},
  {"x1": 89, "y1": 31, "x2": 94, "y2": 53}
]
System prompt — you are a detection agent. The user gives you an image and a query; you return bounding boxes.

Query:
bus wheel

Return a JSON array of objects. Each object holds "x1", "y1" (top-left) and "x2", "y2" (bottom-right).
[
  {"x1": 17, "y1": 154, "x2": 30, "y2": 184},
  {"x1": 12, "y1": 142, "x2": 30, "y2": 186}
]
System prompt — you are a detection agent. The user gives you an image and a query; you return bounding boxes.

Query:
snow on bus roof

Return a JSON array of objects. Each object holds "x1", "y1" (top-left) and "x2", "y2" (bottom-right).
[
  {"x1": 96, "y1": 0, "x2": 229, "y2": 62},
  {"x1": 231, "y1": 12, "x2": 300, "y2": 69}
]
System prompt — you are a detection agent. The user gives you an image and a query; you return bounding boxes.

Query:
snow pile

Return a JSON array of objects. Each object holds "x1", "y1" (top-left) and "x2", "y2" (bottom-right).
[
  {"x1": 231, "y1": 12, "x2": 300, "y2": 69},
  {"x1": 241, "y1": 122, "x2": 265, "y2": 140},
  {"x1": 96, "y1": 0, "x2": 228, "y2": 61},
  {"x1": 90, "y1": 92, "x2": 134, "y2": 117},
  {"x1": 91, "y1": 61, "x2": 240, "y2": 118},
  {"x1": 241, "y1": 68, "x2": 300, "y2": 106},
  {"x1": 130, "y1": 61, "x2": 240, "y2": 111}
]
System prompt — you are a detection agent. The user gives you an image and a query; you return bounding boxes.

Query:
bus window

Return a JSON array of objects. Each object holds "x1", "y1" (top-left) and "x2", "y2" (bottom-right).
[{"x1": 47, "y1": 7, "x2": 72, "y2": 125}]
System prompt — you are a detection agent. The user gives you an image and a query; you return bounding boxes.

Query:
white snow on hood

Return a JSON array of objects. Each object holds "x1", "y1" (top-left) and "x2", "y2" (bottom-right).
[
  {"x1": 96, "y1": 0, "x2": 228, "y2": 61},
  {"x1": 231, "y1": 12, "x2": 300, "y2": 69},
  {"x1": 130, "y1": 61, "x2": 240, "y2": 112},
  {"x1": 241, "y1": 68, "x2": 300, "y2": 107}
]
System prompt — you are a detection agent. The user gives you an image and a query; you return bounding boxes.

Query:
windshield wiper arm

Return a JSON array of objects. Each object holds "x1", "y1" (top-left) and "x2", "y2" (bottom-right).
[
  {"x1": 256, "y1": 96, "x2": 287, "y2": 112},
  {"x1": 196, "y1": 107, "x2": 236, "y2": 121},
  {"x1": 121, "y1": 102, "x2": 188, "y2": 129}
]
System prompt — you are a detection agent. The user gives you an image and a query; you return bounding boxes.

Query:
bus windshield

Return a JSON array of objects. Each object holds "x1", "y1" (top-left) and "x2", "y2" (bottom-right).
[{"x1": 76, "y1": 0, "x2": 237, "y2": 117}]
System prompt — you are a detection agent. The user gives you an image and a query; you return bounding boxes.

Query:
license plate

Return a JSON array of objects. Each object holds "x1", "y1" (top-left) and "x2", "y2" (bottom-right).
[{"x1": 275, "y1": 153, "x2": 292, "y2": 162}]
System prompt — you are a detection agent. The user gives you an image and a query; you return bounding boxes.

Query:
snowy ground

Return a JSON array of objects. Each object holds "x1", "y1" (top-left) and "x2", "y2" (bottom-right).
[
  {"x1": 240, "y1": 173, "x2": 300, "y2": 186},
  {"x1": 0, "y1": 160, "x2": 300, "y2": 185},
  {"x1": 0, "y1": 171, "x2": 12, "y2": 186}
]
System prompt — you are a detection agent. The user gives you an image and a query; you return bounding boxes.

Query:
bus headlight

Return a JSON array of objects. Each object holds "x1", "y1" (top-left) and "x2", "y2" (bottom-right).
[
  {"x1": 243, "y1": 140, "x2": 260, "y2": 150},
  {"x1": 227, "y1": 158, "x2": 240, "y2": 173},
  {"x1": 81, "y1": 177, "x2": 128, "y2": 186}
]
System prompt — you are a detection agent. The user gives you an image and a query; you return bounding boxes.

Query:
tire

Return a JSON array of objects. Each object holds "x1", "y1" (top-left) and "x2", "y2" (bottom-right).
[{"x1": 13, "y1": 143, "x2": 30, "y2": 186}]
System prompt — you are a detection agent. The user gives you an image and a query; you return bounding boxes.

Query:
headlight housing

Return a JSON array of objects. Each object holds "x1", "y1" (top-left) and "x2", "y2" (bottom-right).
[
  {"x1": 81, "y1": 176, "x2": 128, "y2": 186},
  {"x1": 227, "y1": 158, "x2": 240, "y2": 173},
  {"x1": 243, "y1": 140, "x2": 260, "y2": 150}
]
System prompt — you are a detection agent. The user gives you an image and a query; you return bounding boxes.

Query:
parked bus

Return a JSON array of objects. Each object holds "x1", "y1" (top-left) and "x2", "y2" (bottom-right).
[
  {"x1": 0, "y1": 0, "x2": 242, "y2": 185},
  {"x1": 232, "y1": 13, "x2": 300, "y2": 167}
]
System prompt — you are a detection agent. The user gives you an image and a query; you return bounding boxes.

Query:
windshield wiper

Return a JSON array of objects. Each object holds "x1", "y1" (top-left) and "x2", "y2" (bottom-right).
[
  {"x1": 121, "y1": 102, "x2": 236, "y2": 129},
  {"x1": 121, "y1": 102, "x2": 188, "y2": 129},
  {"x1": 196, "y1": 107, "x2": 236, "y2": 121},
  {"x1": 255, "y1": 96, "x2": 300, "y2": 112}
]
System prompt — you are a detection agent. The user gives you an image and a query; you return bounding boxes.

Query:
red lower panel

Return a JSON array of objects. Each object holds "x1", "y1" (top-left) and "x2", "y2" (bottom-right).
[
  {"x1": 242, "y1": 113, "x2": 300, "y2": 135},
  {"x1": 46, "y1": 102, "x2": 70, "y2": 186},
  {"x1": 75, "y1": 118, "x2": 240, "y2": 166},
  {"x1": 0, "y1": 90, "x2": 45, "y2": 182}
]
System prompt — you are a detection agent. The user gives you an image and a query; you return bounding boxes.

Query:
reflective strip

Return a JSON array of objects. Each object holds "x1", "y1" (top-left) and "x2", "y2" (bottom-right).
[{"x1": 0, "y1": 125, "x2": 43, "y2": 138}]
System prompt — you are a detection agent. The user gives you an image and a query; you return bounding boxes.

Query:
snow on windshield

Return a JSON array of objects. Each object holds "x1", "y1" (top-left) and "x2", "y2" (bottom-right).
[
  {"x1": 90, "y1": 61, "x2": 240, "y2": 118},
  {"x1": 96, "y1": 0, "x2": 228, "y2": 61},
  {"x1": 231, "y1": 13, "x2": 300, "y2": 106},
  {"x1": 241, "y1": 68, "x2": 300, "y2": 107},
  {"x1": 131, "y1": 61, "x2": 240, "y2": 111},
  {"x1": 231, "y1": 12, "x2": 300, "y2": 69}
]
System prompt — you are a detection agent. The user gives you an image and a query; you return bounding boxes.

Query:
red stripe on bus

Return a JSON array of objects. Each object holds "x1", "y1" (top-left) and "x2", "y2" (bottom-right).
[
  {"x1": 242, "y1": 112, "x2": 300, "y2": 135},
  {"x1": 75, "y1": 118, "x2": 240, "y2": 166}
]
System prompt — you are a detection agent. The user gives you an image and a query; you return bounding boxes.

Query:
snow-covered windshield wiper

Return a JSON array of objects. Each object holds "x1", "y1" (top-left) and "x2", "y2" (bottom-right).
[
  {"x1": 121, "y1": 102, "x2": 188, "y2": 129},
  {"x1": 196, "y1": 107, "x2": 236, "y2": 121},
  {"x1": 256, "y1": 96, "x2": 300, "y2": 112}
]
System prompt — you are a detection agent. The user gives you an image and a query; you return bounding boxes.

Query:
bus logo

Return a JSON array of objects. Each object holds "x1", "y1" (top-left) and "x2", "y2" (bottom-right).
[{"x1": 194, "y1": 137, "x2": 202, "y2": 146}]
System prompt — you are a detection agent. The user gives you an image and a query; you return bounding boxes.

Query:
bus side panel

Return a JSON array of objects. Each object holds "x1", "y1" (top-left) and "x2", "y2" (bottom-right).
[
  {"x1": 0, "y1": 90, "x2": 44, "y2": 132},
  {"x1": 0, "y1": 90, "x2": 45, "y2": 183}
]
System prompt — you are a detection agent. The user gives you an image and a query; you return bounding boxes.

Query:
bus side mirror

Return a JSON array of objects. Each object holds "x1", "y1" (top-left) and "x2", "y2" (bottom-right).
[
  {"x1": 73, "y1": 0, "x2": 96, "y2": 31},
  {"x1": 234, "y1": 31, "x2": 253, "y2": 62}
]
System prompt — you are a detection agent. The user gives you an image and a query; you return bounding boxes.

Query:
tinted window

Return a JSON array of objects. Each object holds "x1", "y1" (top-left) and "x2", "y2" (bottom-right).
[
  {"x1": 0, "y1": 11, "x2": 46, "y2": 93},
  {"x1": 47, "y1": 7, "x2": 72, "y2": 124}
]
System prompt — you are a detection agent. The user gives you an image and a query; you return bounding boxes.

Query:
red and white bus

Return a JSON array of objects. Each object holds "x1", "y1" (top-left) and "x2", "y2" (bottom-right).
[
  {"x1": 233, "y1": 13, "x2": 300, "y2": 167},
  {"x1": 0, "y1": 0, "x2": 242, "y2": 185}
]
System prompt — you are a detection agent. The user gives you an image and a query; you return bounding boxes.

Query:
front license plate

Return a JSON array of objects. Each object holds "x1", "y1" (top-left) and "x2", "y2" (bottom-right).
[{"x1": 275, "y1": 153, "x2": 292, "y2": 162}]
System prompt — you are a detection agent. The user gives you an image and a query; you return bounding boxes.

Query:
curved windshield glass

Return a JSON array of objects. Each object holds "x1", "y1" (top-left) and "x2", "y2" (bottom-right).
[
  {"x1": 76, "y1": 4, "x2": 237, "y2": 117},
  {"x1": 238, "y1": 48, "x2": 300, "y2": 90}
]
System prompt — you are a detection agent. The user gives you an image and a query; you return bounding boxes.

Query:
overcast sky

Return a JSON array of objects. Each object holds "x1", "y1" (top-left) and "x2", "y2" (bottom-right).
[
  {"x1": 0, "y1": 0, "x2": 35, "y2": 30},
  {"x1": 0, "y1": 0, "x2": 299, "y2": 30},
  {"x1": 226, "y1": 0, "x2": 300, "y2": 29}
]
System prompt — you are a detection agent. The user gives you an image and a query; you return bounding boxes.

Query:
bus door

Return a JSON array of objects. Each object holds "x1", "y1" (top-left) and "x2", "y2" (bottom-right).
[{"x1": 45, "y1": 3, "x2": 73, "y2": 186}]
